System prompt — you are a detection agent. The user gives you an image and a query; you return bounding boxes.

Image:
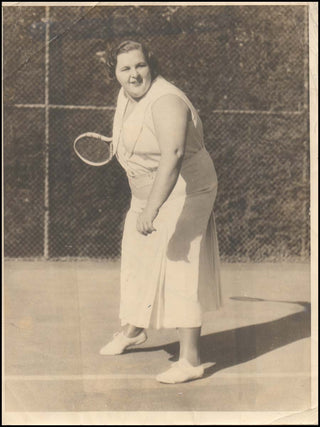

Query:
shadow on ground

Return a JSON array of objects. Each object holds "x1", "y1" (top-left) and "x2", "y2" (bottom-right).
[{"x1": 127, "y1": 298, "x2": 311, "y2": 379}]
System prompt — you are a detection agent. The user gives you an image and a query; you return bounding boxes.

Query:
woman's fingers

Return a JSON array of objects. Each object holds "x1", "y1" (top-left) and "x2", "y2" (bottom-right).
[
  {"x1": 136, "y1": 206, "x2": 159, "y2": 235},
  {"x1": 136, "y1": 221, "x2": 144, "y2": 235},
  {"x1": 143, "y1": 220, "x2": 155, "y2": 234},
  {"x1": 136, "y1": 217, "x2": 156, "y2": 235},
  {"x1": 136, "y1": 218, "x2": 146, "y2": 235},
  {"x1": 141, "y1": 223, "x2": 153, "y2": 234}
]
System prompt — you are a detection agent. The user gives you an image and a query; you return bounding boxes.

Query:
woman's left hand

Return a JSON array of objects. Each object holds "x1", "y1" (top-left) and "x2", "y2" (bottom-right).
[{"x1": 137, "y1": 206, "x2": 159, "y2": 235}]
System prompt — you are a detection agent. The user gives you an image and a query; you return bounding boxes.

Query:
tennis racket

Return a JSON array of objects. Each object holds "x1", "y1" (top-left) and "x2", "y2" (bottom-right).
[{"x1": 73, "y1": 132, "x2": 113, "y2": 166}]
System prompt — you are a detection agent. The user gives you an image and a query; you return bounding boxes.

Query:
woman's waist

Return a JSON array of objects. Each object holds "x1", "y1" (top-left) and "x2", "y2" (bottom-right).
[
  {"x1": 128, "y1": 148, "x2": 217, "y2": 202},
  {"x1": 127, "y1": 148, "x2": 213, "y2": 180}
]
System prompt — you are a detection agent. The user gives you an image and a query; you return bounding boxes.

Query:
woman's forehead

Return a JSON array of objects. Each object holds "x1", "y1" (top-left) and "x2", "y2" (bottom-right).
[{"x1": 116, "y1": 49, "x2": 146, "y2": 65}]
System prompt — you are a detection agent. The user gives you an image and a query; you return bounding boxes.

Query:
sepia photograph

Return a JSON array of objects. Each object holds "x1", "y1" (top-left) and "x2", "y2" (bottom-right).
[{"x1": 2, "y1": 1, "x2": 318, "y2": 425}]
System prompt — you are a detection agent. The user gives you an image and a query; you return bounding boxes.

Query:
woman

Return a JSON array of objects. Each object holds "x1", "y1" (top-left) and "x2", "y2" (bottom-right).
[{"x1": 100, "y1": 40, "x2": 222, "y2": 384}]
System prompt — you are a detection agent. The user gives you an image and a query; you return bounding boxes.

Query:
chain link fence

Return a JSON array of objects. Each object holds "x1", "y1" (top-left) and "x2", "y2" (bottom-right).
[{"x1": 4, "y1": 5, "x2": 309, "y2": 261}]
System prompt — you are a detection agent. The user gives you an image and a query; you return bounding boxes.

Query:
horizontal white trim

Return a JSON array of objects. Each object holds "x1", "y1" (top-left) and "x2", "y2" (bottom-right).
[
  {"x1": 5, "y1": 372, "x2": 311, "y2": 382},
  {"x1": 13, "y1": 104, "x2": 116, "y2": 110},
  {"x1": 11, "y1": 104, "x2": 305, "y2": 115},
  {"x1": 2, "y1": 2, "x2": 312, "y2": 6}
]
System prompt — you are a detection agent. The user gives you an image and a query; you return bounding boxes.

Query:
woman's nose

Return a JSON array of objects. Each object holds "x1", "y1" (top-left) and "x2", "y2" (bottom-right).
[{"x1": 130, "y1": 68, "x2": 139, "y2": 79}]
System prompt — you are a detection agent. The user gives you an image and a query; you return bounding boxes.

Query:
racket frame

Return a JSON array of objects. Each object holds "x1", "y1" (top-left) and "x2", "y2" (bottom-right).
[{"x1": 73, "y1": 132, "x2": 113, "y2": 166}]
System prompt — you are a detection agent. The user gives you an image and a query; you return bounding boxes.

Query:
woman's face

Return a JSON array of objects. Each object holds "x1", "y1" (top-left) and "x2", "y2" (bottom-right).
[{"x1": 115, "y1": 49, "x2": 152, "y2": 100}]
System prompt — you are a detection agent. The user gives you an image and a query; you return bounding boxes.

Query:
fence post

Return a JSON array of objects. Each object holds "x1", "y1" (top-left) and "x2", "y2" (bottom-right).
[{"x1": 44, "y1": 5, "x2": 50, "y2": 260}]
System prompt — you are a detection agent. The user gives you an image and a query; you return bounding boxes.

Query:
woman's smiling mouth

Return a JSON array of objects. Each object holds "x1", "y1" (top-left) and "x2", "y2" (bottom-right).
[{"x1": 130, "y1": 80, "x2": 142, "y2": 86}]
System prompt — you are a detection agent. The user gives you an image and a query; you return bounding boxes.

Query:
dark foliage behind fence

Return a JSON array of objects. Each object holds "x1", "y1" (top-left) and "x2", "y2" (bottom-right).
[{"x1": 4, "y1": 5, "x2": 309, "y2": 261}]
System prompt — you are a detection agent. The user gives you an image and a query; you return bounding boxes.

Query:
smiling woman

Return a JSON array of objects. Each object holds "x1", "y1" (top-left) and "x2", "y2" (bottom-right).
[
  {"x1": 115, "y1": 49, "x2": 152, "y2": 101},
  {"x1": 100, "y1": 40, "x2": 222, "y2": 384}
]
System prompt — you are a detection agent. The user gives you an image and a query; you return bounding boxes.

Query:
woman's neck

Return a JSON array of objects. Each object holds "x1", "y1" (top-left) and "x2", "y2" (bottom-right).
[{"x1": 124, "y1": 91, "x2": 139, "y2": 104}]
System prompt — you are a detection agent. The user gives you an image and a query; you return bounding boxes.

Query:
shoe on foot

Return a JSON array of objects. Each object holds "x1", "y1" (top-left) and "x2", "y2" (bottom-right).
[
  {"x1": 156, "y1": 359, "x2": 204, "y2": 384},
  {"x1": 99, "y1": 330, "x2": 147, "y2": 355}
]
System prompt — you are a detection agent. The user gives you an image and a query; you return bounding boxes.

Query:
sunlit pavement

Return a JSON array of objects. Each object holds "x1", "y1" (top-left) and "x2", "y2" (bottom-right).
[{"x1": 4, "y1": 261, "x2": 312, "y2": 414}]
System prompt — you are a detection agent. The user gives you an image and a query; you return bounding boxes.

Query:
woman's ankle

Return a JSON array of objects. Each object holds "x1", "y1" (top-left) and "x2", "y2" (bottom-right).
[
  {"x1": 124, "y1": 325, "x2": 143, "y2": 338},
  {"x1": 179, "y1": 354, "x2": 201, "y2": 367}
]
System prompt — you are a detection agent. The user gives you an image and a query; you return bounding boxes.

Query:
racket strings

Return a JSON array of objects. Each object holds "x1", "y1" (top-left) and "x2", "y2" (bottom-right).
[{"x1": 74, "y1": 135, "x2": 112, "y2": 165}]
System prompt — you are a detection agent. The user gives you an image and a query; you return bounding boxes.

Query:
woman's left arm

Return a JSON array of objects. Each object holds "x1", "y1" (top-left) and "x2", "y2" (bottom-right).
[{"x1": 136, "y1": 94, "x2": 189, "y2": 235}]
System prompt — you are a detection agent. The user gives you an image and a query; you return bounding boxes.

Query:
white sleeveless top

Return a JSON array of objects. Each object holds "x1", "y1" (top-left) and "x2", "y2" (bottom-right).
[{"x1": 112, "y1": 76, "x2": 205, "y2": 177}]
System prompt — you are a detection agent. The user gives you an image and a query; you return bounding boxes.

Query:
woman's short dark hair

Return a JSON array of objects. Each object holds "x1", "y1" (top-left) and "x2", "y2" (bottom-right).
[{"x1": 106, "y1": 40, "x2": 160, "y2": 80}]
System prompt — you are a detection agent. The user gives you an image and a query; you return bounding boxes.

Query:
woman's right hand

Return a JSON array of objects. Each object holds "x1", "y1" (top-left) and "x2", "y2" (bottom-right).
[{"x1": 136, "y1": 206, "x2": 159, "y2": 235}]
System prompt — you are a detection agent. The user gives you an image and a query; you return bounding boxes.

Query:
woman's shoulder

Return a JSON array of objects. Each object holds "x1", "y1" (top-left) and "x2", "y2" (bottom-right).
[
  {"x1": 151, "y1": 76, "x2": 185, "y2": 97},
  {"x1": 151, "y1": 93, "x2": 189, "y2": 116},
  {"x1": 149, "y1": 77, "x2": 188, "y2": 106}
]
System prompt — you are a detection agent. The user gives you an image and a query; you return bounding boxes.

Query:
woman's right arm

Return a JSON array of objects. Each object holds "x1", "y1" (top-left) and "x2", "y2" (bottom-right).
[{"x1": 136, "y1": 94, "x2": 189, "y2": 235}]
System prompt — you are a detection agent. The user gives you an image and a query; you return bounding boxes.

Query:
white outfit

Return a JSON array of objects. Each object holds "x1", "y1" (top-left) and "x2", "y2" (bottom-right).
[{"x1": 112, "y1": 76, "x2": 222, "y2": 329}]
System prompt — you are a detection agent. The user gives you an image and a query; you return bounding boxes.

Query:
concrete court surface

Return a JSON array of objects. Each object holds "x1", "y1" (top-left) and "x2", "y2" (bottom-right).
[{"x1": 3, "y1": 260, "x2": 312, "y2": 416}]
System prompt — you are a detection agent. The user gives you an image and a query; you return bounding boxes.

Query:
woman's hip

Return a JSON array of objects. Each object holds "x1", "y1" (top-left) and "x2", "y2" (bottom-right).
[{"x1": 170, "y1": 149, "x2": 217, "y2": 199}]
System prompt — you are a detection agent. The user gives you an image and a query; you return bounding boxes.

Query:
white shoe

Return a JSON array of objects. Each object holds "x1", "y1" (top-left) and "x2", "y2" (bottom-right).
[
  {"x1": 99, "y1": 330, "x2": 147, "y2": 355},
  {"x1": 156, "y1": 359, "x2": 204, "y2": 384}
]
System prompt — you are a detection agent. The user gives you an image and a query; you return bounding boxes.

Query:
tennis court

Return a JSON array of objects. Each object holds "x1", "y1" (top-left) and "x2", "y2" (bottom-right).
[{"x1": 4, "y1": 260, "x2": 312, "y2": 415}]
